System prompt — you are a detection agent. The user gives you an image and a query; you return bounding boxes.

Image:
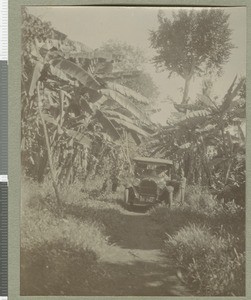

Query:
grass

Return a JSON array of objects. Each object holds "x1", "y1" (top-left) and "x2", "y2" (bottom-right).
[
  {"x1": 21, "y1": 177, "x2": 125, "y2": 295},
  {"x1": 149, "y1": 185, "x2": 245, "y2": 296},
  {"x1": 21, "y1": 178, "x2": 245, "y2": 296},
  {"x1": 165, "y1": 224, "x2": 245, "y2": 296}
]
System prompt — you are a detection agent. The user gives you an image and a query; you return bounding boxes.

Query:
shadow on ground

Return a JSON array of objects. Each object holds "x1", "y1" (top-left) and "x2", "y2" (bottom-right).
[
  {"x1": 21, "y1": 199, "x2": 190, "y2": 296},
  {"x1": 88, "y1": 260, "x2": 189, "y2": 296},
  {"x1": 63, "y1": 201, "x2": 164, "y2": 250}
]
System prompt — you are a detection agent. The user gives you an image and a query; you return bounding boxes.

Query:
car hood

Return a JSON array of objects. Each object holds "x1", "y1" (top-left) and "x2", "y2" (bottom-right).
[{"x1": 134, "y1": 176, "x2": 167, "y2": 189}]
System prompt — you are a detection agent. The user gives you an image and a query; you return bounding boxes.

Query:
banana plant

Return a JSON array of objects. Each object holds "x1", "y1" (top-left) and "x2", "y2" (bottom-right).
[
  {"x1": 150, "y1": 77, "x2": 245, "y2": 190},
  {"x1": 21, "y1": 11, "x2": 154, "y2": 188}
]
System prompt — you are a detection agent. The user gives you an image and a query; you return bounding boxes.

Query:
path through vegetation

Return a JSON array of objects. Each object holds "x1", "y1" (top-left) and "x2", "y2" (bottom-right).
[{"x1": 91, "y1": 206, "x2": 189, "y2": 296}]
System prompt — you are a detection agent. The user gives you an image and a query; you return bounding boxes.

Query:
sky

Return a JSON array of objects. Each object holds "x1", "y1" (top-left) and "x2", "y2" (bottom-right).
[{"x1": 27, "y1": 6, "x2": 246, "y2": 124}]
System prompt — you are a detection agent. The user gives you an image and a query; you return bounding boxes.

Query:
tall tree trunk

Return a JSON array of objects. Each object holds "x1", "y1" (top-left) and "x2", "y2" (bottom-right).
[
  {"x1": 182, "y1": 76, "x2": 192, "y2": 104},
  {"x1": 37, "y1": 82, "x2": 62, "y2": 207}
]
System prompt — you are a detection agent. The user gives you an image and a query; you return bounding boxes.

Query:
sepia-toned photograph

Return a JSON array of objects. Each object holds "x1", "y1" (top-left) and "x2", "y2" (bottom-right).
[{"x1": 20, "y1": 6, "x2": 246, "y2": 296}]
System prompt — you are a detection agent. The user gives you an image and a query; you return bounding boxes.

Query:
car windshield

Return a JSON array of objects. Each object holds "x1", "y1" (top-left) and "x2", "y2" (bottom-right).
[{"x1": 135, "y1": 163, "x2": 169, "y2": 177}]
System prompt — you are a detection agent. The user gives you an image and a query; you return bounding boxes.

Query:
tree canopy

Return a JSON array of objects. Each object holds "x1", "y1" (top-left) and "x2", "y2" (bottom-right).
[{"x1": 150, "y1": 9, "x2": 235, "y2": 104}]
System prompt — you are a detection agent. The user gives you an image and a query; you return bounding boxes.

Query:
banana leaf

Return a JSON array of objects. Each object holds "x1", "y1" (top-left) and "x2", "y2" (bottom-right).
[
  {"x1": 174, "y1": 109, "x2": 210, "y2": 128},
  {"x1": 110, "y1": 118, "x2": 149, "y2": 137},
  {"x1": 42, "y1": 113, "x2": 91, "y2": 147},
  {"x1": 51, "y1": 58, "x2": 101, "y2": 90},
  {"x1": 106, "y1": 82, "x2": 150, "y2": 104},
  {"x1": 221, "y1": 77, "x2": 245, "y2": 113},
  {"x1": 186, "y1": 110, "x2": 211, "y2": 119},
  {"x1": 29, "y1": 62, "x2": 43, "y2": 96},
  {"x1": 103, "y1": 109, "x2": 136, "y2": 124},
  {"x1": 95, "y1": 110, "x2": 120, "y2": 140},
  {"x1": 237, "y1": 124, "x2": 245, "y2": 143},
  {"x1": 50, "y1": 65, "x2": 76, "y2": 85},
  {"x1": 173, "y1": 102, "x2": 204, "y2": 112},
  {"x1": 197, "y1": 94, "x2": 219, "y2": 110},
  {"x1": 78, "y1": 86, "x2": 103, "y2": 103},
  {"x1": 81, "y1": 98, "x2": 93, "y2": 115},
  {"x1": 98, "y1": 70, "x2": 141, "y2": 80},
  {"x1": 65, "y1": 129, "x2": 92, "y2": 147},
  {"x1": 100, "y1": 89, "x2": 150, "y2": 124},
  {"x1": 130, "y1": 131, "x2": 141, "y2": 145}
]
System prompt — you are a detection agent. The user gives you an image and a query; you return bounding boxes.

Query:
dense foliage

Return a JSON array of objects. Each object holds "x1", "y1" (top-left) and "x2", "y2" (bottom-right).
[
  {"x1": 21, "y1": 9, "x2": 156, "y2": 201},
  {"x1": 149, "y1": 76, "x2": 245, "y2": 205}
]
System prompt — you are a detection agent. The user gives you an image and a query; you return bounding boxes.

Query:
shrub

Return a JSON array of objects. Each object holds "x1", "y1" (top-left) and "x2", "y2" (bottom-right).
[
  {"x1": 149, "y1": 185, "x2": 245, "y2": 296},
  {"x1": 164, "y1": 224, "x2": 245, "y2": 296},
  {"x1": 184, "y1": 185, "x2": 216, "y2": 211}
]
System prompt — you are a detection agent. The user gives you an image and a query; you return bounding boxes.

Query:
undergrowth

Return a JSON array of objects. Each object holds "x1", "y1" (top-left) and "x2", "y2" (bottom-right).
[
  {"x1": 21, "y1": 177, "x2": 124, "y2": 295},
  {"x1": 149, "y1": 185, "x2": 245, "y2": 296}
]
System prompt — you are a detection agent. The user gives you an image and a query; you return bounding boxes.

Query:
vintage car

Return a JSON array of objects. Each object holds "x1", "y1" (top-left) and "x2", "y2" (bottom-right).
[{"x1": 124, "y1": 156, "x2": 176, "y2": 207}]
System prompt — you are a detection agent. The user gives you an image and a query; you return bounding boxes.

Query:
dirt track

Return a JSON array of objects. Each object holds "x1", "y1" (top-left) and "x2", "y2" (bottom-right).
[
  {"x1": 21, "y1": 204, "x2": 189, "y2": 296},
  {"x1": 93, "y1": 206, "x2": 189, "y2": 296}
]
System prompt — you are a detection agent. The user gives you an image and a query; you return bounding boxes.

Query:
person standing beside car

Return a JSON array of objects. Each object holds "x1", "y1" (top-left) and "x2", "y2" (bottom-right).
[
  {"x1": 179, "y1": 169, "x2": 186, "y2": 204},
  {"x1": 158, "y1": 171, "x2": 174, "y2": 209}
]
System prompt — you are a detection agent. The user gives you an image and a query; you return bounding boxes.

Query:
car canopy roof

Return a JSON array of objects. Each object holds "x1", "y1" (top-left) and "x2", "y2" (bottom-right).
[{"x1": 132, "y1": 156, "x2": 173, "y2": 166}]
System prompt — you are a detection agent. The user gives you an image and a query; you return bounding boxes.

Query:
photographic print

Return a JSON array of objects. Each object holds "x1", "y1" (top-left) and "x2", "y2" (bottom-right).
[{"x1": 20, "y1": 6, "x2": 246, "y2": 296}]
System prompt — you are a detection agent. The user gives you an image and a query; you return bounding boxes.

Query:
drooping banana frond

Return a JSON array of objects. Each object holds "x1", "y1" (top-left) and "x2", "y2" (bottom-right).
[
  {"x1": 49, "y1": 65, "x2": 76, "y2": 85},
  {"x1": 103, "y1": 109, "x2": 137, "y2": 124},
  {"x1": 29, "y1": 62, "x2": 44, "y2": 96},
  {"x1": 174, "y1": 109, "x2": 211, "y2": 128},
  {"x1": 100, "y1": 89, "x2": 151, "y2": 124},
  {"x1": 186, "y1": 109, "x2": 211, "y2": 119},
  {"x1": 237, "y1": 124, "x2": 245, "y2": 144},
  {"x1": 80, "y1": 98, "x2": 94, "y2": 115},
  {"x1": 95, "y1": 110, "x2": 121, "y2": 140},
  {"x1": 221, "y1": 77, "x2": 245, "y2": 114},
  {"x1": 172, "y1": 102, "x2": 205, "y2": 112},
  {"x1": 197, "y1": 94, "x2": 219, "y2": 111},
  {"x1": 97, "y1": 70, "x2": 141, "y2": 81},
  {"x1": 130, "y1": 131, "x2": 141, "y2": 145},
  {"x1": 106, "y1": 82, "x2": 150, "y2": 104},
  {"x1": 110, "y1": 118, "x2": 149, "y2": 137},
  {"x1": 51, "y1": 58, "x2": 101, "y2": 90}
]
